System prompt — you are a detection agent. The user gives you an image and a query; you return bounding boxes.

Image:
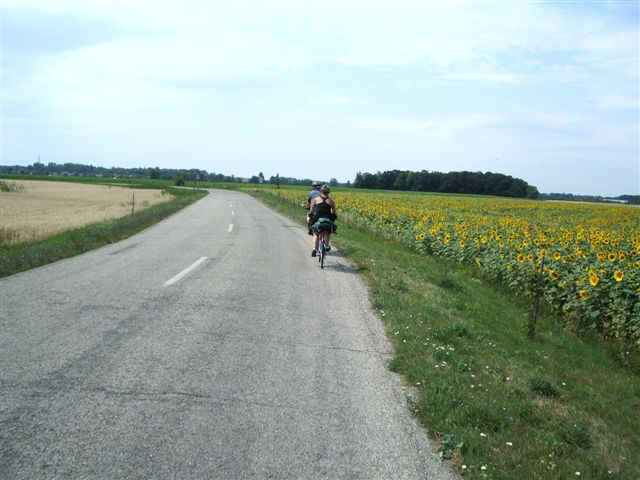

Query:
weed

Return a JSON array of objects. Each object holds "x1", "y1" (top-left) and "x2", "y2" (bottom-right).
[
  {"x1": 436, "y1": 276, "x2": 464, "y2": 292},
  {"x1": 530, "y1": 377, "x2": 560, "y2": 398},
  {"x1": 0, "y1": 180, "x2": 24, "y2": 192},
  {"x1": 557, "y1": 419, "x2": 592, "y2": 449}
]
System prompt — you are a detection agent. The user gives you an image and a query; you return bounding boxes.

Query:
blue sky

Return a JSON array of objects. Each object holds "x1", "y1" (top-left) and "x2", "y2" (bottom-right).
[{"x1": 1, "y1": 0, "x2": 638, "y2": 195}]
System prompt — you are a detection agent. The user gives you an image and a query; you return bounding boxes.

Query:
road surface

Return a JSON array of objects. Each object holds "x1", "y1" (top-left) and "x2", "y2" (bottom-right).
[{"x1": 0, "y1": 190, "x2": 456, "y2": 479}]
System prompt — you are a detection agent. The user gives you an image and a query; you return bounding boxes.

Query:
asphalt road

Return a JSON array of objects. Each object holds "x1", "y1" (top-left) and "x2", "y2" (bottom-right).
[{"x1": 0, "y1": 190, "x2": 456, "y2": 479}]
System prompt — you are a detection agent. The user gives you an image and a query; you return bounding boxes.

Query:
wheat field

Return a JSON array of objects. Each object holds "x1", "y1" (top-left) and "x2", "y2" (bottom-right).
[{"x1": 0, "y1": 180, "x2": 172, "y2": 244}]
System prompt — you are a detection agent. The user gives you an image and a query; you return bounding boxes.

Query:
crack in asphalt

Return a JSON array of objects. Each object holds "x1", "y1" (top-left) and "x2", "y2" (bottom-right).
[
  {"x1": 1, "y1": 382, "x2": 310, "y2": 413},
  {"x1": 185, "y1": 331, "x2": 394, "y2": 357}
]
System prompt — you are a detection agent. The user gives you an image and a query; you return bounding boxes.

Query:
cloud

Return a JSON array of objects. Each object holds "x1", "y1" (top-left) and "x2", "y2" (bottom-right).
[
  {"x1": 0, "y1": 0, "x2": 637, "y2": 195},
  {"x1": 354, "y1": 114, "x2": 507, "y2": 138},
  {"x1": 597, "y1": 95, "x2": 640, "y2": 110},
  {"x1": 311, "y1": 94, "x2": 356, "y2": 106},
  {"x1": 0, "y1": 7, "x2": 119, "y2": 55},
  {"x1": 440, "y1": 72, "x2": 526, "y2": 85}
]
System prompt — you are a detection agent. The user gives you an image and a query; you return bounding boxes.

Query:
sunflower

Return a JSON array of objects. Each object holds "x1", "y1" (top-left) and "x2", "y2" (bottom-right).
[
  {"x1": 554, "y1": 252, "x2": 562, "y2": 261},
  {"x1": 459, "y1": 240, "x2": 465, "y2": 248},
  {"x1": 550, "y1": 270, "x2": 559, "y2": 280},
  {"x1": 608, "y1": 253, "x2": 617, "y2": 262},
  {"x1": 527, "y1": 253, "x2": 534, "y2": 262},
  {"x1": 614, "y1": 270, "x2": 624, "y2": 282},
  {"x1": 517, "y1": 254, "x2": 525, "y2": 263},
  {"x1": 619, "y1": 252, "x2": 626, "y2": 262},
  {"x1": 589, "y1": 273, "x2": 599, "y2": 287},
  {"x1": 579, "y1": 290, "x2": 589, "y2": 300}
]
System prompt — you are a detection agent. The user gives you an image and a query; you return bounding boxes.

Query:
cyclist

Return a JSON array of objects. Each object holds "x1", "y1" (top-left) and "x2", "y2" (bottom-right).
[
  {"x1": 306, "y1": 181, "x2": 323, "y2": 235},
  {"x1": 309, "y1": 184, "x2": 336, "y2": 257}
]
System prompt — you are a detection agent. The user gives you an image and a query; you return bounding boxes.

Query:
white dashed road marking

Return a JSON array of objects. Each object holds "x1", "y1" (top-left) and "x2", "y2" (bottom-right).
[{"x1": 164, "y1": 257, "x2": 208, "y2": 287}]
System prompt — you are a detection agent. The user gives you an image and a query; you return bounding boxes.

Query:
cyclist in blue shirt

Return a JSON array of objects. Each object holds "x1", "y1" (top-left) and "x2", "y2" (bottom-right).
[{"x1": 306, "y1": 182, "x2": 322, "y2": 235}]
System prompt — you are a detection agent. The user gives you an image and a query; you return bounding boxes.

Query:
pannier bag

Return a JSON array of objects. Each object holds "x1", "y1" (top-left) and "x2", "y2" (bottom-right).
[{"x1": 312, "y1": 217, "x2": 337, "y2": 233}]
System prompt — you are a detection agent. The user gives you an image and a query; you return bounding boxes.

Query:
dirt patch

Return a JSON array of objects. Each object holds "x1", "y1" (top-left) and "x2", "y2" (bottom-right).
[{"x1": 0, "y1": 180, "x2": 172, "y2": 244}]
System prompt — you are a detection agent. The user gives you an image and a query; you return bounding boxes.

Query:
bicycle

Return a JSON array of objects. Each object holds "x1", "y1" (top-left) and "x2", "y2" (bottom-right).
[{"x1": 317, "y1": 230, "x2": 329, "y2": 269}]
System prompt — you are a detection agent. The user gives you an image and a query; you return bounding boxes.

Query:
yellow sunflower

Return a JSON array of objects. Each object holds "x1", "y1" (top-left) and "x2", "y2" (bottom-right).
[
  {"x1": 589, "y1": 273, "x2": 599, "y2": 287},
  {"x1": 579, "y1": 290, "x2": 589, "y2": 300},
  {"x1": 550, "y1": 270, "x2": 559, "y2": 280},
  {"x1": 608, "y1": 253, "x2": 617, "y2": 262},
  {"x1": 517, "y1": 254, "x2": 525, "y2": 263},
  {"x1": 614, "y1": 270, "x2": 624, "y2": 282}
]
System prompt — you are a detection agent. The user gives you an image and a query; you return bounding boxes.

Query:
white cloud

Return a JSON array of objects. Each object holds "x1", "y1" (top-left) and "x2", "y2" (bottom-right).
[
  {"x1": 354, "y1": 114, "x2": 506, "y2": 138},
  {"x1": 597, "y1": 95, "x2": 640, "y2": 110},
  {"x1": 441, "y1": 72, "x2": 526, "y2": 85},
  {"x1": 1, "y1": 0, "x2": 638, "y2": 195},
  {"x1": 311, "y1": 95, "x2": 356, "y2": 106}
]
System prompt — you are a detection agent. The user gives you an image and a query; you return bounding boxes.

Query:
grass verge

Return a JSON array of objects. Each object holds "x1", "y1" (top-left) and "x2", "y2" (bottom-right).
[
  {"x1": 248, "y1": 188, "x2": 640, "y2": 480},
  {"x1": 0, "y1": 187, "x2": 207, "y2": 278}
]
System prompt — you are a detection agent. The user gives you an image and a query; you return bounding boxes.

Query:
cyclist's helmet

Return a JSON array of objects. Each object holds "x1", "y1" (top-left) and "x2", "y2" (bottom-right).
[
  {"x1": 320, "y1": 184, "x2": 330, "y2": 193},
  {"x1": 312, "y1": 181, "x2": 322, "y2": 188}
]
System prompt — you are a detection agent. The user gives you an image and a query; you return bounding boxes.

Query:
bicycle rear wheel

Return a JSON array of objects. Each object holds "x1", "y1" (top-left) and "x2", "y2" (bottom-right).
[{"x1": 319, "y1": 234, "x2": 326, "y2": 269}]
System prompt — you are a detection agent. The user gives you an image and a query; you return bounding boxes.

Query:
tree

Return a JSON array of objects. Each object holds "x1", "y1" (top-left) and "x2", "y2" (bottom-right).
[
  {"x1": 354, "y1": 172, "x2": 364, "y2": 188},
  {"x1": 173, "y1": 174, "x2": 185, "y2": 186},
  {"x1": 329, "y1": 178, "x2": 338, "y2": 186},
  {"x1": 526, "y1": 185, "x2": 540, "y2": 199}
]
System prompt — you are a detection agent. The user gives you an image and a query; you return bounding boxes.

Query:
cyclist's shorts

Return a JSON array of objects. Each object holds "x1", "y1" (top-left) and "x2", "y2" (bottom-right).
[{"x1": 312, "y1": 218, "x2": 337, "y2": 233}]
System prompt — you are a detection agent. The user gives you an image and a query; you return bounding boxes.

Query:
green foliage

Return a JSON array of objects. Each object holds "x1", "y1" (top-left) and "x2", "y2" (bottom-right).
[
  {"x1": 173, "y1": 174, "x2": 186, "y2": 186},
  {"x1": 353, "y1": 169, "x2": 535, "y2": 198}
]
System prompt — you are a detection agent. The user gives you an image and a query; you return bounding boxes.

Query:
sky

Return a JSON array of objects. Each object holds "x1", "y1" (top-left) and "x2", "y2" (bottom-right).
[{"x1": 1, "y1": 0, "x2": 638, "y2": 195}]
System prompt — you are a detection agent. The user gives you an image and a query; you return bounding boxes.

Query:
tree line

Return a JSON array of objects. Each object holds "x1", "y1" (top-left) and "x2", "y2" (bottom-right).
[
  {"x1": 540, "y1": 192, "x2": 638, "y2": 205},
  {"x1": 354, "y1": 169, "x2": 539, "y2": 198},
  {"x1": 0, "y1": 162, "x2": 316, "y2": 185}
]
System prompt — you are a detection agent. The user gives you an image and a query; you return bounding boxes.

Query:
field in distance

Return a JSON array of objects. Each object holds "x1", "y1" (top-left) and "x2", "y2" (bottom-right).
[{"x1": 0, "y1": 180, "x2": 172, "y2": 244}]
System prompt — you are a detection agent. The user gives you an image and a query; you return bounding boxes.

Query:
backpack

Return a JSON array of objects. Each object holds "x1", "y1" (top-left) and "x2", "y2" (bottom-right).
[{"x1": 313, "y1": 217, "x2": 337, "y2": 233}]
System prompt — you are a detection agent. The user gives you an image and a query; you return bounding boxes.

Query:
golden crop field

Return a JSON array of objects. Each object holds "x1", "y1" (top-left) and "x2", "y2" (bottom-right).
[
  {"x1": 277, "y1": 187, "x2": 640, "y2": 346},
  {"x1": 0, "y1": 180, "x2": 172, "y2": 244}
]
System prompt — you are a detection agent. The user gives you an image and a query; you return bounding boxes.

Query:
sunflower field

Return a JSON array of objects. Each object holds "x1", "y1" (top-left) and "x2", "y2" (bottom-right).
[{"x1": 275, "y1": 188, "x2": 640, "y2": 347}]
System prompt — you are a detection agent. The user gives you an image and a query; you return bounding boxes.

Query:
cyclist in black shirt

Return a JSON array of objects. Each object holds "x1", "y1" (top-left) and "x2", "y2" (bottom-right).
[{"x1": 308, "y1": 184, "x2": 336, "y2": 257}]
